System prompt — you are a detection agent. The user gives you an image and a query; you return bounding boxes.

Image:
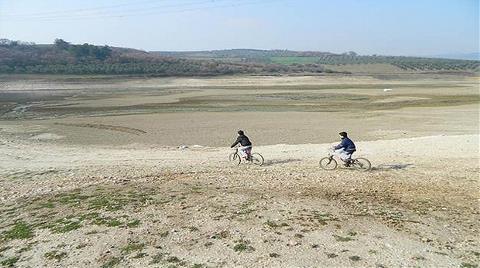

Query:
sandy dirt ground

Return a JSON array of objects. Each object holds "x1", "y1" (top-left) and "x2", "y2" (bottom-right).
[{"x1": 0, "y1": 75, "x2": 479, "y2": 267}]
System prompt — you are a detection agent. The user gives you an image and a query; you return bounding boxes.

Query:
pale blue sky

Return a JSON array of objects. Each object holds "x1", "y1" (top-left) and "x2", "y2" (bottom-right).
[{"x1": 0, "y1": 0, "x2": 478, "y2": 56}]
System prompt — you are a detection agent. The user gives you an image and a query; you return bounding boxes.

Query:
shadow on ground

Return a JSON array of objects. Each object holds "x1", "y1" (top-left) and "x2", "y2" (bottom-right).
[
  {"x1": 372, "y1": 163, "x2": 414, "y2": 171},
  {"x1": 263, "y1": 158, "x2": 303, "y2": 166}
]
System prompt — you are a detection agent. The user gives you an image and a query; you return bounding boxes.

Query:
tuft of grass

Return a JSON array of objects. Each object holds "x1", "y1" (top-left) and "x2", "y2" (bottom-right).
[
  {"x1": 44, "y1": 250, "x2": 67, "y2": 261},
  {"x1": 349, "y1": 255, "x2": 361, "y2": 262},
  {"x1": 3, "y1": 222, "x2": 33, "y2": 240},
  {"x1": 461, "y1": 263, "x2": 478, "y2": 268},
  {"x1": 311, "y1": 212, "x2": 338, "y2": 225},
  {"x1": 76, "y1": 243, "x2": 88, "y2": 249},
  {"x1": 56, "y1": 192, "x2": 89, "y2": 206},
  {"x1": 347, "y1": 231, "x2": 357, "y2": 236},
  {"x1": 49, "y1": 218, "x2": 82, "y2": 233},
  {"x1": 92, "y1": 216, "x2": 123, "y2": 227},
  {"x1": 133, "y1": 252, "x2": 147, "y2": 259},
  {"x1": 166, "y1": 256, "x2": 181, "y2": 263},
  {"x1": 150, "y1": 253, "x2": 165, "y2": 264},
  {"x1": 333, "y1": 234, "x2": 354, "y2": 242},
  {"x1": 39, "y1": 202, "x2": 55, "y2": 209},
  {"x1": 294, "y1": 233, "x2": 304, "y2": 239},
  {"x1": 0, "y1": 256, "x2": 19, "y2": 267},
  {"x1": 412, "y1": 255, "x2": 426, "y2": 260},
  {"x1": 233, "y1": 240, "x2": 255, "y2": 253},
  {"x1": 121, "y1": 242, "x2": 145, "y2": 254},
  {"x1": 264, "y1": 220, "x2": 288, "y2": 229},
  {"x1": 126, "y1": 219, "x2": 141, "y2": 228},
  {"x1": 470, "y1": 251, "x2": 480, "y2": 257},
  {"x1": 0, "y1": 246, "x2": 12, "y2": 253},
  {"x1": 160, "y1": 231, "x2": 169, "y2": 237},
  {"x1": 326, "y1": 253, "x2": 338, "y2": 258},
  {"x1": 101, "y1": 257, "x2": 121, "y2": 268}
]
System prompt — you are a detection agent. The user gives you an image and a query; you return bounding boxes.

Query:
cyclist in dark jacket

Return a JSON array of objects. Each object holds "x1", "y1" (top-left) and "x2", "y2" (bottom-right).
[
  {"x1": 334, "y1": 131, "x2": 356, "y2": 165},
  {"x1": 231, "y1": 130, "x2": 252, "y2": 159}
]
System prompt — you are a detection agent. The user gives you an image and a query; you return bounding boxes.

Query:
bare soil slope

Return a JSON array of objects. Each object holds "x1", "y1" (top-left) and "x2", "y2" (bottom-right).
[{"x1": 0, "y1": 133, "x2": 478, "y2": 267}]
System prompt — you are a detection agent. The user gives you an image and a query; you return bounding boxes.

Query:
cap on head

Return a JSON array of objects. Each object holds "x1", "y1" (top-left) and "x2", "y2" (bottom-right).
[
  {"x1": 339, "y1": 131, "x2": 348, "y2": 137},
  {"x1": 238, "y1": 130, "x2": 244, "y2": 135}
]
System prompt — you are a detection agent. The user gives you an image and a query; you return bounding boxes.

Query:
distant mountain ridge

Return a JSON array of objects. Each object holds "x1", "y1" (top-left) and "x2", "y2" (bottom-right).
[{"x1": 429, "y1": 52, "x2": 480, "y2": 61}]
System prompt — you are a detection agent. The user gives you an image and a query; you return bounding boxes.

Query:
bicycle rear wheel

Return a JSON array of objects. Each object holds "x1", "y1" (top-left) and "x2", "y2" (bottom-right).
[
  {"x1": 319, "y1": 157, "x2": 337, "y2": 170},
  {"x1": 351, "y1": 158, "x2": 371, "y2": 171},
  {"x1": 251, "y1": 153, "x2": 264, "y2": 166},
  {"x1": 229, "y1": 153, "x2": 241, "y2": 165}
]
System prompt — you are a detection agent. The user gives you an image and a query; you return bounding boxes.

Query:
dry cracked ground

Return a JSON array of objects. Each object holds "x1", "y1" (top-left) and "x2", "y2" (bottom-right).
[{"x1": 0, "y1": 133, "x2": 479, "y2": 268}]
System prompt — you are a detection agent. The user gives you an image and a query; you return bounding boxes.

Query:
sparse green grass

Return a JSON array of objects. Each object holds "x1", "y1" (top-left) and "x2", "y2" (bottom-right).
[
  {"x1": 150, "y1": 253, "x2": 165, "y2": 264},
  {"x1": 160, "y1": 231, "x2": 169, "y2": 237},
  {"x1": 349, "y1": 256, "x2": 361, "y2": 261},
  {"x1": 101, "y1": 257, "x2": 122, "y2": 268},
  {"x1": 76, "y1": 243, "x2": 88, "y2": 249},
  {"x1": 333, "y1": 234, "x2": 355, "y2": 242},
  {"x1": 0, "y1": 247, "x2": 12, "y2": 253},
  {"x1": 461, "y1": 263, "x2": 478, "y2": 268},
  {"x1": 16, "y1": 242, "x2": 37, "y2": 254},
  {"x1": 49, "y1": 218, "x2": 82, "y2": 233},
  {"x1": 44, "y1": 250, "x2": 67, "y2": 261},
  {"x1": 294, "y1": 233, "x2": 304, "y2": 238},
  {"x1": 304, "y1": 211, "x2": 338, "y2": 226},
  {"x1": 264, "y1": 220, "x2": 289, "y2": 229},
  {"x1": 233, "y1": 240, "x2": 255, "y2": 253},
  {"x1": 471, "y1": 251, "x2": 480, "y2": 257},
  {"x1": 133, "y1": 252, "x2": 147, "y2": 259},
  {"x1": 326, "y1": 253, "x2": 338, "y2": 258},
  {"x1": 166, "y1": 256, "x2": 181, "y2": 263},
  {"x1": 188, "y1": 226, "x2": 199, "y2": 232},
  {"x1": 39, "y1": 202, "x2": 55, "y2": 209},
  {"x1": 126, "y1": 219, "x2": 141, "y2": 228},
  {"x1": 0, "y1": 256, "x2": 19, "y2": 267},
  {"x1": 3, "y1": 222, "x2": 33, "y2": 240},
  {"x1": 121, "y1": 242, "x2": 145, "y2": 254},
  {"x1": 412, "y1": 255, "x2": 426, "y2": 260}
]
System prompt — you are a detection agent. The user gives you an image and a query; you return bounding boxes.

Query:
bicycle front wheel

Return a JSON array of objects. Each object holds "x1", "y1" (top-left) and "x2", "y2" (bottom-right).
[
  {"x1": 319, "y1": 157, "x2": 337, "y2": 170},
  {"x1": 352, "y1": 158, "x2": 371, "y2": 171},
  {"x1": 251, "y1": 153, "x2": 264, "y2": 166},
  {"x1": 229, "y1": 153, "x2": 241, "y2": 165}
]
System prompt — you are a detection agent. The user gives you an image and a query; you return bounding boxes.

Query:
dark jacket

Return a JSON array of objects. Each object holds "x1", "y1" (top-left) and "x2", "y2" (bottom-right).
[
  {"x1": 334, "y1": 137, "x2": 356, "y2": 152},
  {"x1": 231, "y1": 134, "x2": 252, "y2": 147}
]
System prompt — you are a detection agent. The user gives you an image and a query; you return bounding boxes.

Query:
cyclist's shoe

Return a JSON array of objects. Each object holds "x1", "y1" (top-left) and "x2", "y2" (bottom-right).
[{"x1": 343, "y1": 159, "x2": 352, "y2": 167}]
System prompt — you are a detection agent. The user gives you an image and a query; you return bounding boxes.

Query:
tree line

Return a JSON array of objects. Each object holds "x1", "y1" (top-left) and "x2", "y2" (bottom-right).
[{"x1": 0, "y1": 39, "x2": 329, "y2": 75}]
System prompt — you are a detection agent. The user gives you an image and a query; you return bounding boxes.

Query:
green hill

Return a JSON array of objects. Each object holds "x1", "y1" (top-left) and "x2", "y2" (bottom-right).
[
  {"x1": 0, "y1": 40, "x2": 326, "y2": 76},
  {"x1": 152, "y1": 49, "x2": 480, "y2": 73}
]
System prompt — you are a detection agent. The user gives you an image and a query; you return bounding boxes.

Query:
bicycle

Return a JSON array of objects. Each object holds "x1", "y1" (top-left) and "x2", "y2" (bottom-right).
[
  {"x1": 319, "y1": 148, "x2": 371, "y2": 171},
  {"x1": 229, "y1": 147, "x2": 264, "y2": 166}
]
